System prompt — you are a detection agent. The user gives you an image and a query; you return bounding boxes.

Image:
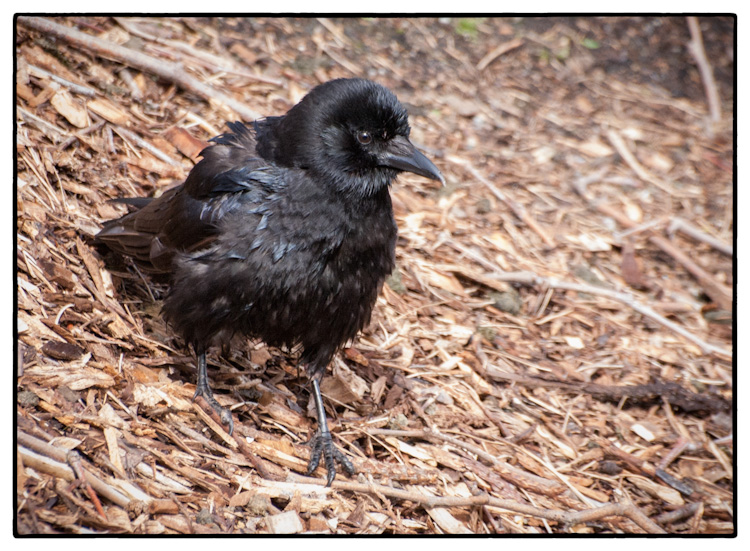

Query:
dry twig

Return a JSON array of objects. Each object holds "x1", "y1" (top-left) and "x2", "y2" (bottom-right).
[
  {"x1": 288, "y1": 473, "x2": 665, "y2": 534},
  {"x1": 686, "y1": 17, "x2": 722, "y2": 124}
]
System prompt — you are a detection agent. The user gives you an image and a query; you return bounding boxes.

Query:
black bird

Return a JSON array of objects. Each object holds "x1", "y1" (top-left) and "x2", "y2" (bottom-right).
[{"x1": 96, "y1": 78, "x2": 444, "y2": 485}]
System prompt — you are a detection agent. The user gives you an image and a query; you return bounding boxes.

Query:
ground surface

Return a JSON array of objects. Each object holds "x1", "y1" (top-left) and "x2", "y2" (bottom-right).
[{"x1": 16, "y1": 16, "x2": 734, "y2": 534}]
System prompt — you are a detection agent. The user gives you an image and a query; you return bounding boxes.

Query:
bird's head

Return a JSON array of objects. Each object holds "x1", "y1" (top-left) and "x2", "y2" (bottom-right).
[{"x1": 268, "y1": 78, "x2": 444, "y2": 198}]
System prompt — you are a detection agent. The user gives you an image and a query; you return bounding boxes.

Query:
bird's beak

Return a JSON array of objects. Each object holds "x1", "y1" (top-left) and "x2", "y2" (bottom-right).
[{"x1": 381, "y1": 135, "x2": 445, "y2": 185}]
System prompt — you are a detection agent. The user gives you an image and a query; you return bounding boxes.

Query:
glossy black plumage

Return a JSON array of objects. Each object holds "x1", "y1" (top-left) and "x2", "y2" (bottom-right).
[{"x1": 96, "y1": 78, "x2": 444, "y2": 484}]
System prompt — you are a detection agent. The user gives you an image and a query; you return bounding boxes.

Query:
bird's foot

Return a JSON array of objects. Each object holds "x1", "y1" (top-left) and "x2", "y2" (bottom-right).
[
  {"x1": 307, "y1": 430, "x2": 355, "y2": 487},
  {"x1": 193, "y1": 386, "x2": 234, "y2": 435}
]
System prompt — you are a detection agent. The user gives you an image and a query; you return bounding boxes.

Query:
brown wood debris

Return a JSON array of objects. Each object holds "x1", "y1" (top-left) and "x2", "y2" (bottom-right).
[{"x1": 16, "y1": 16, "x2": 733, "y2": 535}]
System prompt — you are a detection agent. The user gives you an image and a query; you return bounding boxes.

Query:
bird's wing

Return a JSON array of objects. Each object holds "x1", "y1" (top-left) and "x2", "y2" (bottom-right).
[{"x1": 97, "y1": 122, "x2": 281, "y2": 272}]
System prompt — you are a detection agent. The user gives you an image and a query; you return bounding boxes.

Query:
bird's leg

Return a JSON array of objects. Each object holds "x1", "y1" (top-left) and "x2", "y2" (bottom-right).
[
  {"x1": 307, "y1": 378, "x2": 355, "y2": 486},
  {"x1": 193, "y1": 350, "x2": 234, "y2": 434}
]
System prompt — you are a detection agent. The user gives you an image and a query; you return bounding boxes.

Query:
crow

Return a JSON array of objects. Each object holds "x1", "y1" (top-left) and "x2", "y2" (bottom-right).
[{"x1": 96, "y1": 78, "x2": 444, "y2": 485}]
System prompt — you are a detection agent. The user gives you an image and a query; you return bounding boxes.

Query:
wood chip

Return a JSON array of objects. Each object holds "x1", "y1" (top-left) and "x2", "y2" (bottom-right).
[
  {"x1": 24, "y1": 363, "x2": 115, "y2": 391},
  {"x1": 627, "y1": 476, "x2": 685, "y2": 506},
  {"x1": 162, "y1": 125, "x2": 208, "y2": 160},
  {"x1": 50, "y1": 88, "x2": 90, "y2": 128},
  {"x1": 265, "y1": 510, "x2": 304, "y2": 534},
  {"x1": 87, "y1": 97, "x2": 129, "y2": 125}
]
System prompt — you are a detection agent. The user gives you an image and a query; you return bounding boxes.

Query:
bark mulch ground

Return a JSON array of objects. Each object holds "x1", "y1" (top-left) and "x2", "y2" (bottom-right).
[{"x1": 16, "y1": 16, "x2": 734, "y2": 534}]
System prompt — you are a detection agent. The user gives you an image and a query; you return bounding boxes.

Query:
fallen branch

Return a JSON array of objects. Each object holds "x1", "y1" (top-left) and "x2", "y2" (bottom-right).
[
  {"x1": 606, "y1": 129, "x2": 676, "y2": 195},
  {"x1": 27, "y1": 63, "x2": 99, "y2": 97},
  {"x1": 476, "y1": 38, "x2": 524, "y2": 71},
  {"x1": 18, "y1": 431, "x2": 131, "y2": 508},
  {"x1": 288, "y1": 472, "x2": 664, "y2": 533},
  {"x1": 369, "y1": 427, "x2": 569, "y2": 497},
  {"x1": 113, "y1": 17, "x2": 284, "y2": 87},
  {"x1": 479, "y1": 370, "x2": 729, "y2": 414},
  {"x1": 668, "y1": 217, "x2": 733, "y2": 256},
  {"x1": 447, "y1": 155, "x2": 556, "y2": 248},
  {"x1": 17, "y1": 17, "x2": 263, "y2": 121},
  {"x1": 686, "y1": 17, "x2": 722, "y2": 124},
  {"x1": 442, "y1": 264, "x2": 731, "y2": 359},
  {"x1": 112, "y1": 125, "x2": 182, "y2": 168}
]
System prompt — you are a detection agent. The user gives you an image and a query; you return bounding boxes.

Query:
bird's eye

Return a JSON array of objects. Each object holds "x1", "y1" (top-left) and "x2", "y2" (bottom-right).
[{"x1": 356, "y1": 131, "x2": 372, "y2": 145}]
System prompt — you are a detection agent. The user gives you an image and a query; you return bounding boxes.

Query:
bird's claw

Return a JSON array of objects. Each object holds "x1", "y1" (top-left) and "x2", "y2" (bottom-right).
[
  {"x1": 307, "y1": 430, "x2": 355, "y2": 486},
  {"x1": 193, "y1": 386, "x2": 234, "y2": 435}
]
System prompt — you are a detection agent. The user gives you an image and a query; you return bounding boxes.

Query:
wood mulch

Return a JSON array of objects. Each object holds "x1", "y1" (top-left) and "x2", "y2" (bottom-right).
[{"x1": 16, "y1": 16, "x2": 734, "y2": 535}]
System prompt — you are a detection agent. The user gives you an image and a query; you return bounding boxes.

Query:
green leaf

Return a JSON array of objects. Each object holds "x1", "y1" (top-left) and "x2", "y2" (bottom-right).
[
  {"x1": 455, "y1": 18, "x2": 485, "y2": 39},
  {"x1": 581, "y1": 38, "x2": 600, "y2": 49}
]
